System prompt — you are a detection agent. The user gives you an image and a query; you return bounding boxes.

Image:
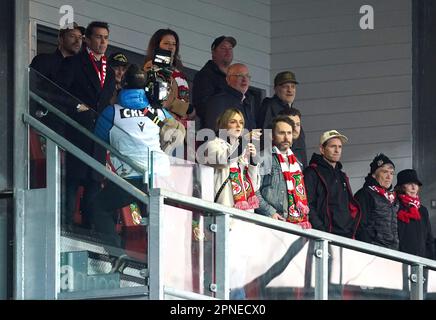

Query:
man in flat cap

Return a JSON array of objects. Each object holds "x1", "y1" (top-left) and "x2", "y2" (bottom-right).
[
  {"x1": 257, "y1": 71, "x2": 308, "y2": 167},
  {"x1": 304, "y1": 130, "x2": 361, "y2": 238},
  {"x1": 355, "y1": 153, "x2": 399, "y2": 249},
  {"x1": 193, "y1": 35, "x2": 237, "y2": 123}
]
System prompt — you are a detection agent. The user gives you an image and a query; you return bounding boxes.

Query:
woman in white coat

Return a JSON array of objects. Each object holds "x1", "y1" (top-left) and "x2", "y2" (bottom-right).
[{"x1": 205, "y1": 108, "x2": 261, "y2": 210}]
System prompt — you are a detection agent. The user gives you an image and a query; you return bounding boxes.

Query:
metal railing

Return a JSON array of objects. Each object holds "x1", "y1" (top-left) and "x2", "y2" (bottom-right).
[{"x1": 21, "y1": 88, "x2": 436, "y2": 300}]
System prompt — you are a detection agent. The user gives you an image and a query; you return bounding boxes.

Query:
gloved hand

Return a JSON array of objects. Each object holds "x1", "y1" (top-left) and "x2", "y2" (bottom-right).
[{"x1": 160, "y1": 118, "x2": 186, "y2": 154}]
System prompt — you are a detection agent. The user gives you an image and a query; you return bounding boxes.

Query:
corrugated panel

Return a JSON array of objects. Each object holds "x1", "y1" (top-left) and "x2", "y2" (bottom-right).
[
  {"x1": 271, "y1": 0, "x2": 412, "y2": 186},
  {"x1": 30, "y1": 0, "x2": 271, "y2": 92}
]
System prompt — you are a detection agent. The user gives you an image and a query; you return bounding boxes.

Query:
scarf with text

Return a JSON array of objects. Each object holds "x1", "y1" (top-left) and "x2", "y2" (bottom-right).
[
  {"x1": 397, "y1": 194, "x2": 421, "y2": 223},
  {"x1": 368, "y1": 185, "x2": 396, "y2": 204},
  {"x1": 87, "y1": 47, "x2": 107, "y2": 88},
  {"x1": 229, "y1": 161, "x2": 259, "y2": 210},
  {"x1": 273, "y1": 146, "x2": 309, "y2": 223}
]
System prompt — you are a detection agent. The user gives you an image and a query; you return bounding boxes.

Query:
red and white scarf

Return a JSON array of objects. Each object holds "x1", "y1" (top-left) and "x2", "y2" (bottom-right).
[
  {"x1": 229, "y1": 162, "x2": 259, "y2": 210},
  {"x1": 368, "y1": 185, "x2": 396, "y2": 204},
  {"x1": 87, "y1": 47, "x2": 107, "y2": 88},
  {"x1": 273, "y1": 146, "x2": 310, "y2": 224},
  {"x1": 397, "y1": 194, "x2": 421, "y2": 223}
]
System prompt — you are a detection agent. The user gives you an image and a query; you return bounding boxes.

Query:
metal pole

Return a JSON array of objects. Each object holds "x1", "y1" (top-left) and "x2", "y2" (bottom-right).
[
  {"x1": 410, "y1": 264, "x2": 424, "y2": 300},
  {"x1": 13, "y1": 0, "x2": 30, "y2": 300},
  {"x1": 45, "y1": 139, "x2": 61, "y2": 298},
  {"x1": 314, "y1": 239, "x2": 329, "y2": 300},
  {"x1": 214, "y1": 214, "x2": 229, "y2": 300},
  {"x1": 148, "y1": 189, "x2": 164, "y2": 299}
]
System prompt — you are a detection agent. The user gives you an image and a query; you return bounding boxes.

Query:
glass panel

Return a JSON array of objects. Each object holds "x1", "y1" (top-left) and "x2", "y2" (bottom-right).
[
  {"x1": 161, "y1": 203, "x2": 215, "y2": 298},
  {"x1": 29, "y1": 68, "x2": 150, "y2": 192},
  {"x1": 0, "y1": 198, "x2": 8, "y2": 299},
  {"x1": 426, "y1": 268, "x2": 436, "y2": 300},
  {"x1": 59, "y1": 148, "x2": 148, "y2": 297},
  {"x1": 328, "y1": 244, "x2": 405, "y2": 300},
  {"x1": 150, "y1": 152, "x2": 214, "y2": 201},
  {"x1": 228, "y1": 219, "x2": 313, "y2": 300}
]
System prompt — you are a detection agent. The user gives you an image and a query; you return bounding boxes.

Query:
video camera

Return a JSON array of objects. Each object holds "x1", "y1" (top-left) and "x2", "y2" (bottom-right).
[{"x1": 145, "y1": 48, "x2": 174, "y2": 108}]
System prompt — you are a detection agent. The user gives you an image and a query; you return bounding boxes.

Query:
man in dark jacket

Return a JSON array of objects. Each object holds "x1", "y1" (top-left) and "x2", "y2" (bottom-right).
[
  {"x1": 30, "y1": 22, "x2": 84, "y2": 81},
  {"x1": 258, "y1": 71, "x2": 307, "y2": 166},
  {"x1": 278, "y1": 107, "x2": 307, "y2": 168},
  {"x1": 354, "y1": 154, "x2": 399, "y2": 249},
  {"x1": 29, "y1": 22, "x2": 85, "y2": 132},
  {"x1": 193, "y1": 35, "x2": 236, "y2": 120},
  {"x1": 57, "y1": 21, "x2": 116, "y2": 229},
  {"x1": 200, "y1": 63, "x2": 256, "y2": 131},
  {"x1": 304, "y1": 130, "x2": 361, "y2": 238}
]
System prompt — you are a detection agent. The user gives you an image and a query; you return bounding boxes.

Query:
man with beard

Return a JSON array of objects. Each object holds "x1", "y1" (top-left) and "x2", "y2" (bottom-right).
[
  {"x1": 30, "y1": 22, "x2": 84, "y2": 80},
  {"x1": 255, "y1": 115, "x2": 311, "y2": 228},
  {"x1": 193, "y1": 36, "x2": 236, "y2": 122},
  {"x1": 57, "y1": 21, "x2": 116, "y2": 230}
]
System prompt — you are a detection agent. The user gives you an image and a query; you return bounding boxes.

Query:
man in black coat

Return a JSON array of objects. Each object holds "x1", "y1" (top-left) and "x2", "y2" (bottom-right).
[
  {"x1": 29, "y1": 22, "x2": 84, "y2": 132},
  {"x1": 258, "y1": 71, "x2": 307, "y2": 166},
  {"x1": 354, "y1": 154, "x2": 399, "y2": 249},
  {"x1": 30, "y1": 22, "x2": 84, "y2": 81},
  {"x1": 304, "y1": 130, "x2": 361, "y2": 238},
  {"x1": 57, "y1": 21, "x2": 116, "y2": 229},
  {"x1": 199, "y1": 63, "x2": 256, "y2": 132},
  {"x1": 193, "y1": 36, "x2": 236, "y2": 121}
]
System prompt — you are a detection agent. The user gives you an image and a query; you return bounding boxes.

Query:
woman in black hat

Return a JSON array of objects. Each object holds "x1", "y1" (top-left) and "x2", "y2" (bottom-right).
[{"x1": 394, "y1": 169, "x2": 434, "y2": 259}]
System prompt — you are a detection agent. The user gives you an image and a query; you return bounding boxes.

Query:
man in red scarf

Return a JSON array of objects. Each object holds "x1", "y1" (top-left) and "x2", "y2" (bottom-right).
[
  {"x1": 255, "y1": 115, "x2": 311, "y2": 229},
  {"x1": 57, "y1": 21, "x2": 116, "y2": 230},
  {"x1": 355, "y1": 154, "x2": 399, "y2": 249}
]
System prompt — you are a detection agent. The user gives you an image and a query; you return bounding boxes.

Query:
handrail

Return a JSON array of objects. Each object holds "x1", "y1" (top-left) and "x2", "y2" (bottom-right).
[
  {"x1": 29, "y1": 91, "x2": 146, "y2": 176},
  {"x1": 0, "y1": 189, "x2": 13, "y2": 199},
  {"x1": 151, "y1": 188, "x2": 436, "y2": 271},
  {"x1": 163, "y1": 287, "x2": 219, "y2": 300},
  {"x1": 23, "y1": 113, "x2": 148, "y2": 204}
]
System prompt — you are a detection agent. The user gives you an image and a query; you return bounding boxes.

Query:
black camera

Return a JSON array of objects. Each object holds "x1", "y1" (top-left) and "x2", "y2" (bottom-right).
[{"x1": 145, "y1": 48, "x2": 174, "y2": 108}]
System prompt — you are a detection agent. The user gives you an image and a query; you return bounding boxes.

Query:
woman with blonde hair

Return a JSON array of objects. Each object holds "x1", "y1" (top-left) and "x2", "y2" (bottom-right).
[{"x1": 205, "y1": 108, "x2": 260, "y2": 210}]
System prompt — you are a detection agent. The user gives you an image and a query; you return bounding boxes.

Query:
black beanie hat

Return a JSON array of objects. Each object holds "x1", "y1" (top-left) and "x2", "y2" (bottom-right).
[{"x1": 370, "y1": 153, "x2": 395, "y2": 174}]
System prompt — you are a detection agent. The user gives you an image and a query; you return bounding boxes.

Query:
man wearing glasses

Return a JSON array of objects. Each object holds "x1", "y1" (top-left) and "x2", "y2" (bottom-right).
[{"x1": 200, "y1": 63, "x2": 257, "y2": 131}]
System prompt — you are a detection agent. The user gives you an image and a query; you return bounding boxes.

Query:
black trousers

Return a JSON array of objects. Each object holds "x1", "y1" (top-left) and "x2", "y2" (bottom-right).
[{"x1": 89, "y1": 178, "x2": 147, "y2": 254}]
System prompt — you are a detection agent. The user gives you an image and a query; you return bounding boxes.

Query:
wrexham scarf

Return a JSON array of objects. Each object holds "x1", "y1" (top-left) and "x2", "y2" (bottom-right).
[
  {"x1": 368, "y1": 185, "x2": 396, "y2": 204},
  {"x1": 273, "y1": 146, "x2": 309, "y2": 223},
  {"x1": 397, "y1": 194, "x2": 421, "y2": 223},
  {"x1": 229, "y1": 162, "x2": 259, "y2": 210},
  {"x1": 87, "y1": 47, "x2": 107, "y2": 88}
]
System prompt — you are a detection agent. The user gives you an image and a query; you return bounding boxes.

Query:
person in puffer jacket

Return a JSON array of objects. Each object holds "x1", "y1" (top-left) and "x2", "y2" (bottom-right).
[
  {"x1": 90, "y1": 64, "x2": 184, "y2": 268},
  {"x1": 355, "y1": 154, "x2": 399, "y2": 249}
]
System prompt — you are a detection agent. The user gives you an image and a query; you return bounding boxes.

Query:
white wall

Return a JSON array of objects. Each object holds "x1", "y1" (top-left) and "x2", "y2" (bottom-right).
[
  {"x1": 271, "y1": 0, "x2": 412, "y2": 192},
  {"x1": 29, "y1": 0, "x2": 271, "y2": 92}
]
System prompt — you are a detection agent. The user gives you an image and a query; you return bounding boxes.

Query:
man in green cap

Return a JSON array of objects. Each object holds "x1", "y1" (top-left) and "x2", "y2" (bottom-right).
[{"x1": 257, "y1": 71, "x2": 308, "y2": 168}]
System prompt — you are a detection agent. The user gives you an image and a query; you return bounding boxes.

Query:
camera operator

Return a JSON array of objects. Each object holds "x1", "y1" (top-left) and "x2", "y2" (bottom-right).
[
  {"x1": 91, "y1": 64, "x2": 185, "y2": 267},
  {"x1": 144, "y1": 29, "x2": 195, "y2": 126}
]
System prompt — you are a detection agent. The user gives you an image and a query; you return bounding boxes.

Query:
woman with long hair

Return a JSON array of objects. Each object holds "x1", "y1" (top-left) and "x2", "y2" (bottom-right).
[{"x1": 144, "y1": 28, "x2": 194, "y2": 123}]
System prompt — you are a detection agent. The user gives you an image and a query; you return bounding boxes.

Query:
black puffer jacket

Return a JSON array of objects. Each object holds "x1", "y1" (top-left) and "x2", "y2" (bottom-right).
[
  {"x1": 354, "y1": 175, "x2": 399, "y2": 249},
  {"x1": 304, "y1": 154, "x2": 361, "y2": 238}
]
